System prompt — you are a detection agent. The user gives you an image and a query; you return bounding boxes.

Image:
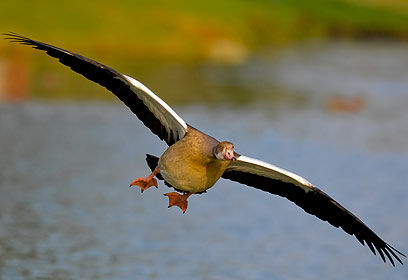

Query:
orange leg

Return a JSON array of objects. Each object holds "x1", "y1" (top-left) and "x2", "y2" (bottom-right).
[
  {"x1": 129, "y1": 167, "x2": 159, "y2": 192},
  {"x1": 164, "y1": 192, "x2": 193, "y2": 213}
]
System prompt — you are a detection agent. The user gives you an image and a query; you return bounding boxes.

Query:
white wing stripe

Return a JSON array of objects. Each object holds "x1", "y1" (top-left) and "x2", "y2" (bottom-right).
[
  {"x1": 233, "y1": 155, "x2": 313, "y2": 192},
  {"x1": 121, "y1": 75, "x2": 187, "y2": 140}
]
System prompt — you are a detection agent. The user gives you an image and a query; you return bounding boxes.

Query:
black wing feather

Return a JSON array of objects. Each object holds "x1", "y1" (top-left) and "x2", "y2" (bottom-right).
[
  {"x1": 222, "y1": 170, "x2": 405, "y2": 266},
  {"x1": 4, "y1": 32, "x2": 179, "y2": 145}
]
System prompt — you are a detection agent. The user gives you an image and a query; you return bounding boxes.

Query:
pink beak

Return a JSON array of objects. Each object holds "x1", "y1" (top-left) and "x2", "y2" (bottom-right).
[{"x1": 224, "y1": 150, "x2": 236, "y2": 161}]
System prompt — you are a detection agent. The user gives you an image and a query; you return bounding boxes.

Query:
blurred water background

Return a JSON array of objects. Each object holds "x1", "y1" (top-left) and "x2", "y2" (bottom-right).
[{"x1": 1, "y1": 1, "x2": 408, "y2": 279}]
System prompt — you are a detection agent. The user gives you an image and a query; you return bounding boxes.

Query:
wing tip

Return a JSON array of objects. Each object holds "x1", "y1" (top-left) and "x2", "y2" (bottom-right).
[
  {"x1": 4, "y1": 32, "x2": 41, "y2": 49},
  {"x1": 4, "y1": 32, "x2": 28, "y2": 43},
  {"x1": 363, "y1": 239, "x2": 405, "y2": 266},
  {"x1": 385, "y1": 243, "x2": 406, "y2": 266}
]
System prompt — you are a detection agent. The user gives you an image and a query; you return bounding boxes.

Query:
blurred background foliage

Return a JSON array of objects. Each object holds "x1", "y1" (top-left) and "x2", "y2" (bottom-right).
[{"x1": 1, "y1": 0, "x2": 408, "y2": 104}]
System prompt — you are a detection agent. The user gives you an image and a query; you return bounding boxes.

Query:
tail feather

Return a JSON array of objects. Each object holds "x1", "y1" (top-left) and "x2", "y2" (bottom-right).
[{"x1": 145, "y1": 154, "x2": 163, "y2": 180}]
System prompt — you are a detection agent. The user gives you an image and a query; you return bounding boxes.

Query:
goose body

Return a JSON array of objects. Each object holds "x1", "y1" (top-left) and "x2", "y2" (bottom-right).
[
  {"x1": 158, "y1": 126, "x2": 230, "y2": 193},
  {"x1": 5, "y1": 33, "x2": 405, "y2": 266}
]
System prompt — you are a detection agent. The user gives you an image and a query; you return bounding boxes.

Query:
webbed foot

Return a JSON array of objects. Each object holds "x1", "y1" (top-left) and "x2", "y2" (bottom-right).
[
  {"x1": 130, "y1": 167, "x2": 159, "y2": 192},
  {"x1": 164, "y1": 192, "x2": 192, "y2": 213}
]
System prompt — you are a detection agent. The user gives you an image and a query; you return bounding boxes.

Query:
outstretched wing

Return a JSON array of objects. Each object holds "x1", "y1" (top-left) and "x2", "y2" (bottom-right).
[
  {"x1": 222, "y1": 155, "x2": 405, "y2": 266},
  {"x1": 4, "y1": 33, "x2": 187, "y2": 145}
]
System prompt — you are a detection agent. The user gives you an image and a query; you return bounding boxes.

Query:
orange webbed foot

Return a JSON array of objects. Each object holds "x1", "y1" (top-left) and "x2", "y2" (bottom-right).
[
  {"x1": 130, "y1": 167, "x2": 159, "y2": 192},
  {"x1": 164, "y1": 192, "x2": 192, "y2": 213},
  {"x1": 130, "y1": 177, "x2": 158, "y2": 192}
]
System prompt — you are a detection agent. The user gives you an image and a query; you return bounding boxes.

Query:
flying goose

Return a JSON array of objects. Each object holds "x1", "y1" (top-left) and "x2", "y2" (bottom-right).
[{"x1": 5, "y1": 33, "x2": 405, "y2": 266}]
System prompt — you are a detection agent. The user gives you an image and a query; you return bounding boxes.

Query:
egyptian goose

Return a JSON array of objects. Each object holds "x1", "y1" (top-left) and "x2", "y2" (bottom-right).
[{"x1": 5, "y1": 33, "x2": 405, "y2": 266}]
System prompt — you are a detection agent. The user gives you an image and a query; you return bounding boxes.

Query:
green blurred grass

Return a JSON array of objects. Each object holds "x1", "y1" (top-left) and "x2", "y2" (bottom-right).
[
  {"x1": 1, "y1": 0, "x2": 408, "y2": 102},
  {"x1": 2, "y1": 0, "x2": 408, "y2": 59}
]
